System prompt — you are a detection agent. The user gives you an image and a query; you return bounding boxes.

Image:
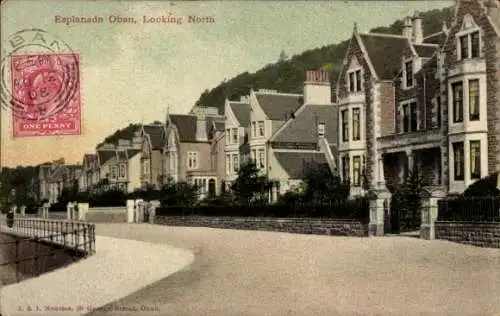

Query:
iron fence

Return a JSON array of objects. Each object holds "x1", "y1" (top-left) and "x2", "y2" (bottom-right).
[
  {"x1": 437, "y1": 196, "x2": 500, "y2": 222},
  {"x1": 0, "y1": 217, "x2": 96, "y2": 284}
]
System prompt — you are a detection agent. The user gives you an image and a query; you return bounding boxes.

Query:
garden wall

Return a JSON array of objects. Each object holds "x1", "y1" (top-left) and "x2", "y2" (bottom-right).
[
  {"x1": 154, "y1": 216, "x2": 368, "y2": 237},
  {"x1": 435, "y1": 221, "x2": 500, "y2": 248}
]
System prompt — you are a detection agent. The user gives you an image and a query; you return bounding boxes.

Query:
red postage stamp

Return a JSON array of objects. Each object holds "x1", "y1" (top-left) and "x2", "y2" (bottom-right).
[{"x1": 9, "y1": 53, "x2": 81, "y2": 137}]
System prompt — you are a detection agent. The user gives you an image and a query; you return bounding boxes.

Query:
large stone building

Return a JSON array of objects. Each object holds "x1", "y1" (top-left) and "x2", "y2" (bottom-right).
[{"x1": 335, "y1": 0, "x2": 500, "y2": 208}]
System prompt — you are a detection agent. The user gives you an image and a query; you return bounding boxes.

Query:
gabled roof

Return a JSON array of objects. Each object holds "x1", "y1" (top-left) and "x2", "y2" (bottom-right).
[
  {"x1": 229, "y1": 101, "x2": 251, "y2": 127},
  {"x1": 255, "y1": 93, "x2": 303, "y2": 121},
  {"x1": 168, "y1": 114, "x2": 197, "y2": 142},
  {"x1": 274, "y1": 152, "x2": 331, "y2": 179},
  {"x1": 142, "y1": 124, "x2": 164, "y2": 150},
  {"x1": 97, "y1": 150, "x2": 117, "y2": 166},
  {"x1": 271, "y1": 104, "x2": 337, "y2": 146},
  {"x1": 358, "y1": 33, "x2": 410, "y2": 80},
  {"x1": 413, "y1": 44, "x2": 438, "y2": 57}
]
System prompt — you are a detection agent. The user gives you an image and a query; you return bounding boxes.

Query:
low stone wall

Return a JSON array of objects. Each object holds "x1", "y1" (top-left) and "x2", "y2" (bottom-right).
[
  {"x1": 154, "y1": 216, "x2": 368, "y2": 237},
  {"x1": 0, "y1": 233, "x2": 83, "y2": 286},
  {"x1": 435, "y1": 221, "x2": 500, "y2": 248},
  {"x1": 85, "y1": 207, "x2": 127, "y2": 223}
]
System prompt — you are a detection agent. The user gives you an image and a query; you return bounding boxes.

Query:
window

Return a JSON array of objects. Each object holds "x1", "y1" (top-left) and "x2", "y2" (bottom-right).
[
  {"x1": 452, "y1": 82, "x2": 464, "y2": 123},
  {"x1": 436, "y1": 96, "x2": 441, "y2": 128},
  {"x1": 341, "y1": 109, "x2": 349, "y2": 142},
  {"x1": 471, "y1": 31, "x2": 480, "y2": 58},
  {"x1": 352, "y1": 108, "x2": 360, "y2": 141},
  {"x1": 453, "y1": 142, "x2": 464, "y2": 181},
  {"x1": 251, "y1": 122, "x2": 256, "y2": 138},
  {"x1": 258, "y1": 149, "x2": 265, "y2": 169},
  {"x1": 251, "y1": 149, "x2": 257, "y2": 163},
  {"x1": 348, "y1": 70, "x2": 362, "y2": 92},
  {"x1": 402, "y1": 102, "x2": 418, "y2": 133},
  {"x1": 111, "y1": 166, "x2": 117, "y2": 179},
  {"x1": 187, "y1": 152, "x2": 199, "y2": 170},
  {"x1": 460, "y1": 35, "x2": 469, "y2": 60},
  {"x1": 232, "y1": 154, "x2": 239, "y2": 172},
  {"x1": 348, "y1": 72, "x2": 355, "y2": 92},
  {"x1": 470, "y1": 140, "x2": 481, "y2": 179},
  {"x1": 352, "y1": 156, "x2": 361, "y2": 187},
  {"x1": 355, "y1": 70, "x2": 362, "y2": 92},
  {"x1": 468, "y1": 79, "x2": 480, "y2": 121},
  {"x1": 119, "y1": 164, "x2": 126, "y2": 178},
  {"x1": 231, "y1": 128, "x2": 238, "y2": 144},
  {"x1": 405, "y1": 61, "x2": 414, "y2": 88},
  {"x1": 258, "y1": 121, "x2": 265, "y2": 137},
  {"x1": 226, "y1": 154, "x2": 231, "y2": 174},
  {"x1": 459, "y1": 31, "x2": 480, "y2": 60},
  {"x1": 225, "y1": 129, "x2": 230, "y2": 144},
  {"x1": 341, "y1": 155, "x2": 350, "y2": 183}
]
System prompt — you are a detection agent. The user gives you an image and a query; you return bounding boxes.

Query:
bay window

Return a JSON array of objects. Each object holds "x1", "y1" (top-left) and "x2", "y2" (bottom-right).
[
  {"x1": 352, "y1": 156, "x2": 361, "y2": 187},
  {"x1": 352, "y1": 108, "x2": 360, "y2": 141},
  {"x1": 452, "y1": 82, "x2": 463, "y2": 123},
  {"x1": 453, "y1": 142, "x2": 464, "y2": 181},
  {"x1": 468, "y1": 79, "x2": 480, "y2": 121},
  {"x1": 341, "y1": 109, "x2": 349, "y2": 142}
]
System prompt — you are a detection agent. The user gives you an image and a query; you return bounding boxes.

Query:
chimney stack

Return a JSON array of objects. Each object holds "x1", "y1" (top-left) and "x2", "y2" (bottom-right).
[
  {"x1": 195, "y1": 108, "x2": 208, "y2": 141},
  {"x1": 402, "y1": 16, "x2": 413, "y2": 39},
  {"x1": 412, "y1": 11, "x2": 423, "y2": 44},
  {"x1": 304, "y1": 70, "x2": 331, "y2": 104}
]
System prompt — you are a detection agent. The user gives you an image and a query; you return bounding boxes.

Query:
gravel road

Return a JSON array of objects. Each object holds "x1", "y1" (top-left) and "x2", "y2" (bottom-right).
[{"x1": 86, "y1": 224, "x2": 500, "y2": 316}]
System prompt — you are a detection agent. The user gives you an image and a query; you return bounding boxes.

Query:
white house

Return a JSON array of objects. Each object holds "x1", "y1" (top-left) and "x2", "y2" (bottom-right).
[{"x1": 224, "y1": 96, "x2": 251, "y2": 185}]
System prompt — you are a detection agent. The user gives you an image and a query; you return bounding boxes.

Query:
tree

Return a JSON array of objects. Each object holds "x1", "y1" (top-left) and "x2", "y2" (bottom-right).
[
  {"x1": 158, "y1": 178, "x2": 198, "y2": 207},
  {"x1": 278, "y1": 49, "x2": 288, "y2": 62},
  {"x1": 231, "y1": 162, "x2": 270, "y2": 205},
  {"x1": 301, "y1": 162, "x2": 350, "y2": 204}
]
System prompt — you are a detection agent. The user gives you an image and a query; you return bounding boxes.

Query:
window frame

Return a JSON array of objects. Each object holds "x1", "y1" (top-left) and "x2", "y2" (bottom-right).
[
  {"x1": 468, "y1": 79, "x2": 480, "y2": 121},
  {"x1": 341, "y1": 109, "x2": 349, "y2": 142},
  {"x1": 352, "y1": 156, "x2": 361, "y2": 187},
  {"x1": 232, "y1": 154, "x2": 239, "y2": 172},
  {"x1": 452, "y1": 81, "x2": 464, "y2": 123},
  {"x1": 404, "y1": 60, "x2": 414, "y2": 88},
  {"x1": 232, "y1": 128, "x2": 239, "y2": 144},
  {"x1": 258, "y1": 149, "x2": 265, "y2": 169},
  {"x1": 452, "y1": 142, "x2": 464, "y2": 181},
  {"x1": 187, "y1": 152, "x2": 199, "y2": 170},
  {"x1": 352, "y1": 107, "x2": 360, "y2": 141},
  {"x1": 347, "y1": 69, "x2": 362, "y2": 92},
  {"x1": 258, "y1": 121, "x2": 265, "y2": 137},
  {"x1": 111, "y1": 165, "x2": 117, "y2": 180},
  {"x1": 119, "y1": 164, "x2": 126, "y2": 178},
  {"x1": 458, "y1": 30, "x2": 481, "y2": 60},
  {"x1": 341, "y1": 155, "x2": 350, "y2": 183},
  {"x1": 470, "y1": 140, "x2": 481, "y2": 180}
]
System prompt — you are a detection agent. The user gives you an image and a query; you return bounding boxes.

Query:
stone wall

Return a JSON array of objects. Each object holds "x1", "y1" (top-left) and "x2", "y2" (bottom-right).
[
  {"x1": 85, "y1": 207, "x2": 127, "y2": 223},
  {"x1": 154, "y1": 216, "x2": 368, "y2": 237},
  {"x1": 435, "y1": 221, "x2": 500, "y2": 248}
]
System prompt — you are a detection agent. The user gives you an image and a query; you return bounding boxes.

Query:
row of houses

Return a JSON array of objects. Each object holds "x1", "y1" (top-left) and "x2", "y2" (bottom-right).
[{"x1": 39, "y1": 0, "x2": 500, "y2": 204}]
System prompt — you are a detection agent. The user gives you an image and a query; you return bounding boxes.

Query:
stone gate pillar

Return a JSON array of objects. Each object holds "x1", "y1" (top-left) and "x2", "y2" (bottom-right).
[
  {"x1": 149, "y1": 200, "x2": 160, "y2": 224},
  {"x1": 420, "y1": 187, "x2": 445, "y2": 240},
  {"x1": 67, "y1": 202, "x2": 74, "y2": 220},
  {"x1": 134, "y1": 199, "x2": 144, "y2": 223},
  {"x1": 77, "y1": 203, "x2": 89, "y2": 221},
  {"x1": 368, "y1": 189, "x2": 391, "y2": 237},
  {"x1": 126, "y1": 200, "x2": 135, "y2": 223},
  {"x1": 20, "y1": 205, "x2": 26, "y2": 217}
]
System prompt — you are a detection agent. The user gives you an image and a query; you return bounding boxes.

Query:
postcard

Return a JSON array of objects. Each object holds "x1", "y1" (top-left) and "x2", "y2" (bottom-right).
[{"x1": 1, "y1": 0, "x2": 500, "y2": 315}]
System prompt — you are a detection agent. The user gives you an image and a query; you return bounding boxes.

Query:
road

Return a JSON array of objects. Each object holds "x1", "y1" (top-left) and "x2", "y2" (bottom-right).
[{"x1": 86, "y1": 223, "x2": 500, "y2": 316}]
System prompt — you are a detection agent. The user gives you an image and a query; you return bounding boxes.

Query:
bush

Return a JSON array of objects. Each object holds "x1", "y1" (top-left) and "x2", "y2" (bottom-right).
[{"x1": 438, "y1": 173, "x2": 500, "y2": 222}]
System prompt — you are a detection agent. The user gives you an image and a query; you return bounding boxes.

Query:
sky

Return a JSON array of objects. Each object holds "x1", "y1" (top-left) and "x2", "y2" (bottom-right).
[{"x1": 0, "y1": 0, "x2": 453, "y2": 168}]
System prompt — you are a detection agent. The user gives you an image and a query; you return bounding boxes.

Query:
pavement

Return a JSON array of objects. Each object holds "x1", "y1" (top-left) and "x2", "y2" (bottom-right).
[
  {"x1": 0, "y1": 233, "x2": 194, "y2": 316},
  {"x1": 1, "y1": 223, "x2": 500, "y2": 316},
  {"x1": 85, "y1": 224, "x2": 500, "y2": 316}
]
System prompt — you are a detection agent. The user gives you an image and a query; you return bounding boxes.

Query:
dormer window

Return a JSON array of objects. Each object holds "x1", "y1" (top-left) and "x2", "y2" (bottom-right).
[
  {"x1": 459, "y1": 31, "x2": 480, "y2": 60},
  {"x1": 348, "y1": 70, "x2": 362, "y2": 92},
  {"x1": 404, "y1": 61, "x2": 414, "y2": 88}
]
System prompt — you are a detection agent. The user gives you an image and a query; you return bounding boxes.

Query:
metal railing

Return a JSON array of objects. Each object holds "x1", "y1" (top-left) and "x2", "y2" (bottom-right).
[
  {"x1": 0, "y1": 216, "x2": 96, "y2": 284},
  {"x1": 437, "y1": 196, "x2": 500, "y2": 222}
]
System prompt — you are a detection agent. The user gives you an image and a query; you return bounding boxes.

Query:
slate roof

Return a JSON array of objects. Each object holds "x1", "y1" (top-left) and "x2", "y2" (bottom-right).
[
  {"x1": 126, "y1": 149, "x2": 141, "y2": 159},
  {"x1": 142, "y1": 124, "x2": 164, "y2": 150},
  {"x1": 229, "y1": 101, "x2": 251, "y2": 127},
  {"x1": 413, "y1": 44, "x2": 438, "y2": 58},
  {"x1": 274, "y1": 152, "x2": 331, "y2": 179},
  {"x1": 359, "y1": 33, "x2": 409, "y2": 80},
  {"x1": 423, "y1": 31, "x2": 447, "y2": 45},
  {"x1": 214, "y1": 121, "x2": 225, "y2": 132},
  {"x1": 271, "y1": 104, "x2": 338, "y2": 146},
  {"x1": 168, "y1": 114, "x2": 197, "y2": 142},
  {"x1": 97, "y1": 150, "x2": 117, "y2": 166},
  {"x1": 255, "y1": 93, "x2": 303, "y2": 121}
]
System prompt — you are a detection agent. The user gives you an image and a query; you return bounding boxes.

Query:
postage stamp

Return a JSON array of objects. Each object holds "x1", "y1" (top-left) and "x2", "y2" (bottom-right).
[
  {"x1": 0, "y1": 29, "x2": 81, "y2": 137},
  {"x1": 9, "y1": 53, "x2": 81, "y2": 137}
]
